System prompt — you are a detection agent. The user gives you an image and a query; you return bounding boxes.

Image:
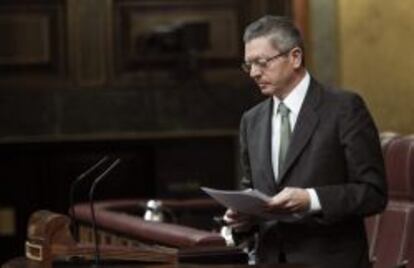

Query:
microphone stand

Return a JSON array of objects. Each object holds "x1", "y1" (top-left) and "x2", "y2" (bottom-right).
[
  {"x1": 88, "y1": 158, "x2": 121, "y2": 266},
  {"x1": 69, "y1": 156, "x2": 109, "y2": 241}
]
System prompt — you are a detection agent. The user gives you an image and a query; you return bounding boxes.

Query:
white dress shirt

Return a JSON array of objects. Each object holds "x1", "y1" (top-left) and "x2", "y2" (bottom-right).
[{"x1": 271, "y1": 71, "x2": 321, "y2": 213}]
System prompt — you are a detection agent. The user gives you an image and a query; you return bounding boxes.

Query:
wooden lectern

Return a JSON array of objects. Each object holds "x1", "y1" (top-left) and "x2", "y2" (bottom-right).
[
  {"x1": 21, "y1": 198, "x2": 247, "y2": 268},
  {"x1": 70, "y1": 199, "x2": 246, "y2": 264},
  {"x1": 24, "y1": 210, "x2": 177, "y2": 268},
  {"x1": 2, "y1": 199, "x2": 315, "y2": 268}
]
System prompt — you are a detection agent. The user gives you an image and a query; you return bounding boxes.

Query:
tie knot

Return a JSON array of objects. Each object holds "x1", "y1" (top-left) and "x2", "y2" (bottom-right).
[{"x1": 277, "y1": 102, "x2": 290, "y2": 117}]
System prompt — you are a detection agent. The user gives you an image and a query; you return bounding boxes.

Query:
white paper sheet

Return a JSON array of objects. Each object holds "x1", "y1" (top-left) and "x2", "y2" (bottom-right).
[{"x1": 201, "y1": 187, "x2": 301, "y2": 221}]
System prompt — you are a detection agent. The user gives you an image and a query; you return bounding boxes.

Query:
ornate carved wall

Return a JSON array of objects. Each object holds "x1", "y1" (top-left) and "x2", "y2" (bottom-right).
[{"x1": 0, "y1": 0, "x2": 290, "y2": 141}]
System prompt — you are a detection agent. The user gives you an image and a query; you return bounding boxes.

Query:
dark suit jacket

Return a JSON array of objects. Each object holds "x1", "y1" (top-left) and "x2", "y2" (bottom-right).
[{"x1": 238, "y1": 78, "x2": 387, "y2": 268}]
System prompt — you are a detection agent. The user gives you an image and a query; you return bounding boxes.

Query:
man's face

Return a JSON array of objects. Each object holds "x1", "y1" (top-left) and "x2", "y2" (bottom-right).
[{"x1": 244, "y1": 37, "x2": 302, "y2": 98}]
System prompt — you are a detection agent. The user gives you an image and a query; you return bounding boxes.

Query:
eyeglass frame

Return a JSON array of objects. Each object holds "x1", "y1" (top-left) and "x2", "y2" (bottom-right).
[{"x1": 241, "y1": 49, "x2": 292, "y2": 74}]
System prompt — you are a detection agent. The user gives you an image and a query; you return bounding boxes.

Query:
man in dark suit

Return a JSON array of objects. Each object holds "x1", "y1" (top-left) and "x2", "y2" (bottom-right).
[{"x1": 223, "y1": 15, "x2": 388, "y2": 268}]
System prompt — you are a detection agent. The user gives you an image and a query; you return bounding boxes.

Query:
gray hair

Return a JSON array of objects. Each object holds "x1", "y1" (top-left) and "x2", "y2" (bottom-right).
[{"x1": 243, "y1": 15, "x2": 304, "y2": 53}]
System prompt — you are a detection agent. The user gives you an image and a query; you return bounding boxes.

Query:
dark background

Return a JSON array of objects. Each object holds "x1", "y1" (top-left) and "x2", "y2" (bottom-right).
[{"x1": 0, "y1": 0, "x2": 293, "y2": 263}]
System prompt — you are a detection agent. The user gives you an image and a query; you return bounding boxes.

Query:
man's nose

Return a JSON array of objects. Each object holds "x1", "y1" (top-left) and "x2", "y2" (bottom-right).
[{"x1": 250, "y1": 64, "x2": 262, "y2": 78}]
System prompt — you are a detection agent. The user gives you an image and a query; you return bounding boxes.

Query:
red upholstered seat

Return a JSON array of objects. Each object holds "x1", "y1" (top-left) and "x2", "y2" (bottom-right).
[
  {"x1": 365, "y1": 214, "x2": 381, "y2": 261},
  {"x1": 367, "y1": 134, "x2": 414, "y2": 268},
  {"x1": 365, "y1": 132, "x2": 400, "y2": 260},
  {"x1": 380, "y1": 131, "x2": 400, "y2": 154},
  {"x1": 371, "y1": 201, "x2": 414, "y2": 268},
  {"x1": 384, "y1": 136, "x2": 414, "y2": 201}
]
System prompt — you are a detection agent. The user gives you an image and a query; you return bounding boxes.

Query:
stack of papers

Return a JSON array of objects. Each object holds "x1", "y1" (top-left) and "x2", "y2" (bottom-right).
[{"x1": 201, "y1": 187, "x2": 301, "y2": 221}]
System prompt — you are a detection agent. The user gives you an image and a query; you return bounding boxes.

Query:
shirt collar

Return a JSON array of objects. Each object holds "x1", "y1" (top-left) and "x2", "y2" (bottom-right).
[{"x1": 273, "y1": 71, "x2": 310, "y2": 116}]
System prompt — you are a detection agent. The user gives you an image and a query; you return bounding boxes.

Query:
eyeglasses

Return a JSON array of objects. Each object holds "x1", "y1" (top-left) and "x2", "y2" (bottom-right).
[{"x1": 241, "y1": 50, "x2": 291, "y2": 73}]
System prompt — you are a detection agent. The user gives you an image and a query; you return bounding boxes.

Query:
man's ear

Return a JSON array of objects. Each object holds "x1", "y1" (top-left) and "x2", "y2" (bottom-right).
[{"x1": 291, "y1": 47, "x2": 303, "y2": 68}]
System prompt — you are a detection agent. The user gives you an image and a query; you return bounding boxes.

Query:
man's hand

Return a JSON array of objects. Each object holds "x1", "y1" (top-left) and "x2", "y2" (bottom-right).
[
  {"x1": 223, "y1": 208, "x2": 254, "y2": 233},
  {"x1": 265, "y1": 187, "x2": 310, "y2": 214}
]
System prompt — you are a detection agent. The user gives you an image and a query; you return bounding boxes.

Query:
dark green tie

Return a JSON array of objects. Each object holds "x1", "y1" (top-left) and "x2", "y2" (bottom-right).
[{"x1": 278, "y1": 102, "x2": 291, "y2": 175}]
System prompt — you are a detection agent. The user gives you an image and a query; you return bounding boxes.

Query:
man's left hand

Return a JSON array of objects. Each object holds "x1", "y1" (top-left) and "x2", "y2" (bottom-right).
[{"x1": 265, "y1": 187, "x2": 310, "y2": 214}]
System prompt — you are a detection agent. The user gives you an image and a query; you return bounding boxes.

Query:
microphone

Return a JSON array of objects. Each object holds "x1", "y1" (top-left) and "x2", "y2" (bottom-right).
[
  {"x1": 69, "y1": 156, "x2": 109, "y2": 240},
  {"x1": 88, "y1": 158, "x2": 121, "y2": 266}
]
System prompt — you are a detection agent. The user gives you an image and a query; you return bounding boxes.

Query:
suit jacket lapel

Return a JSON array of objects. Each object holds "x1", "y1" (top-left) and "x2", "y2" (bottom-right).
[
  {"x1": 278, "y1": 78, "x2": 321, "y2": 181},
  {"x1": 256, "y1": 99, "x2": 278, "y2": 193}
]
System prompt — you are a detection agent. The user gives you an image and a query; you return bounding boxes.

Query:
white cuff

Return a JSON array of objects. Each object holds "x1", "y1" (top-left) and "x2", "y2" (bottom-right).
[{"x1": 306, "y1": 188, "x2": 322, "y2": 213}]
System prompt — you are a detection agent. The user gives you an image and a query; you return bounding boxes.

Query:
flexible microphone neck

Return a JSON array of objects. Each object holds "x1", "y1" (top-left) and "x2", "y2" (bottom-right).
[
  {"x1": 69, "y1": 156, "x2": 109, "y2": 240},
  {"x1": 88, "y1": 158, "x2": 121, "y2": 266}
]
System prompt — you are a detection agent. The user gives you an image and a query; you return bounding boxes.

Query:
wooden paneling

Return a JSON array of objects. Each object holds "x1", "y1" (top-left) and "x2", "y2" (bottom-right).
[
  {"x1": 67, "y1": 0, "x2": 111, "y2": 87},
  {"x1": 0, "y1": 15, "x2": 50, "y2": 65},
  {"x1": 0, "y1": 0, "x2": 68, "y2": 88},
  {"x1": 111, "y1": 0, "x2": 246, "y2": 86},
  {"x1": 0, "y1": 0, "x2": 292, "y2": 89}
]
